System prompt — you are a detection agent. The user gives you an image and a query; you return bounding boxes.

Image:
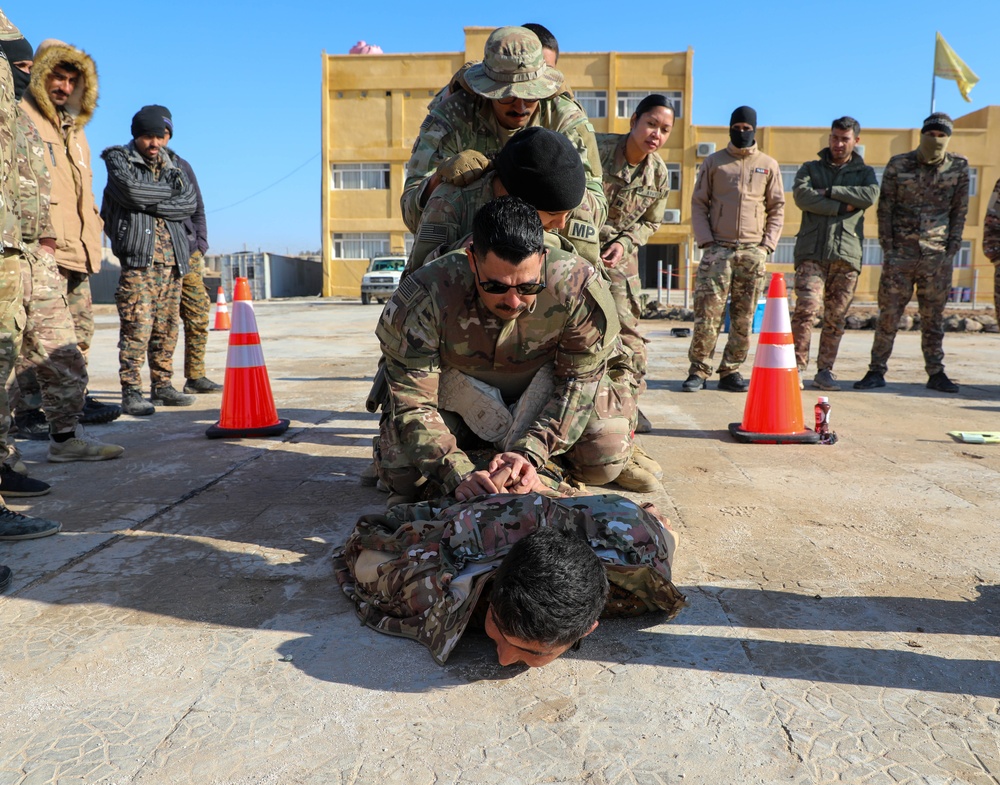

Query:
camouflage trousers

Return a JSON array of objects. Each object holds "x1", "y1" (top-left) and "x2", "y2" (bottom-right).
[
  {"x1": 688, "y1": 243, "x2": 767, "y2": 378},
  {"x1": 869, "y1": 254, "x2": 951, "y2": 376},
  {"x1": 606, "y1": 250, "x2": 647, "y2": 383},
  {"x1": 0, "y1": 249, "x2": 25, "y2": 476},
  {"x1": 180, "y1": 250, "x2": 211, "y2": 380},
  {"x1": 15, "y1": 268, "x2": 94, "y2": 405},
  {"x1": 7, "y1": 246, "x2": 87, "y2": 433},
  {"x1": 994, "y1": 263, "x2": 1000, "y2": 324},
  {"x1": 791, "y1": 259, "x2": 860, "y2": 373},
  {"x1": 115, "y1": 260, "x2": 182, "y2": 389},
  {"x1": 376, "y1": 366, "x2": 636, "y2": 497}
]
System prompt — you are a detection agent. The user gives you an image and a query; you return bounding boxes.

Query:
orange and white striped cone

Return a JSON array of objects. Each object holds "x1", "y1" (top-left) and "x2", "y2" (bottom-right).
[
  {"x1": 206, "y1": 277, "x2": 289, "y2": 439},
  {"x1": 212, "y1": 286, "x2": 231, "y2": 331},
  {"x1": 729, "y1": 273, "x2": 820, "y2": 444}
]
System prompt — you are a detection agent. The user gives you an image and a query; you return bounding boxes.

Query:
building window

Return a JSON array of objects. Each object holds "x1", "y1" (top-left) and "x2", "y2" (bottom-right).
[
  {"x1": 780, "y1": 165, "x2": 798, "y2": 192},
  {"x1": 616, "y1": 91, "x2": 682, "y2": 119},
  {"x1": 576, "y1": 90, "x2": 607, "y2": 119},
  {"x1": 968, "y1": 168, "x2": 978, "y2": 196},
  {"x1": 862, "y1": 238, "x2": 883, "y2": 266},
  {"x1": 873, "y1": 166, "x2": 886, "y2": 186},
  {"x1": 404, "y1": 233, "x2": 414, "y2": 254},
  {"x1": 954, "y1": 240, "x2": 973, "y2": 268},
  {"x1": 773, "y1": 238, "x2": 796, "y2": 264},
  {"x1": 331, "y1": 232, "x2": 390, "y2": 259},
  {"x1": 330, "y1": 163, "x2": 390, "y2": 190},
  {"x1": 665, "y1": 163, "x2": 681, "y2": 192}
]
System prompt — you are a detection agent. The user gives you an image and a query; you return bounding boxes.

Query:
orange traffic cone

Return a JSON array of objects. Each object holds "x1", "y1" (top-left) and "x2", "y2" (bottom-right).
[
  {"x1": 206, "y1": 277, "x2": 289, "y2": 439},
  {"x1": 729, "y1": 273, "x2": 820, "y2": 444},
  {"x1": 212, "y1": 286, "x2": 231, "y2": 331}
]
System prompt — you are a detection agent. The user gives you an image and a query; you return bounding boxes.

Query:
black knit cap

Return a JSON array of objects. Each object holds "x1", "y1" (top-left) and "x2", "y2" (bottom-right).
[
  {"x1": 0, "y1": 35, "x2": 33, "y2": 63},
  {"x1": 131, "y1": 105, "x2": 173, "y2": 139},
  {"x1": 494, "y1": 127, "x2": 586, "y2": 212},
  {"x1": 922, "y1": 112, "x2": 953, "y2": 136},
  {"x1": 730, "y1": 105, "x2": 757, "y2": 129}
]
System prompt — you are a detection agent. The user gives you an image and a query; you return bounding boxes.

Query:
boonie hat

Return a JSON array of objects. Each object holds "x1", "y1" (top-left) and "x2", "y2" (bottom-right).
[{"x1": 464, "y1": 26, "x2": 563, "y2": 102}]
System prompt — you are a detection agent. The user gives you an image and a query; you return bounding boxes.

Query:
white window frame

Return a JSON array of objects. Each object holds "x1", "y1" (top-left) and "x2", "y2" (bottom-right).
[
  {"x1": 616, "y1": 91, "x2": 683, "y2": 119},
  {"x1": 873, "y1": 166, "x2": 886, "y2": 186},
  {"x1": 331, "y1": 232, "x2": 391, "y2": 259},
  {"x1": 665, "y1": 163, "x2": 681, "y2": 192},
  {"x1": 404, "y1": 233, "x2": 414, "y2": 255},
  {"x1": 575, "y1": 90, "x2": 607, "y2": 119},
  {"x1": 780, "y1": 165, "x2": 798, "y2": 192},
  {"x1": 954, "y1": 240, "x2": 972, "y2": 268},
  {"x1": 773, "y1": 238, "x2": 796, "y2": 264},
  {"x1": 330, "y1": 162, "x2": 390, "y2": 190},
  {"x1": 862, "y1": 238, "x2": 883, "y2": 266},
  {"x1": 968, "y1": 167, "x2": 978, "y2": 197}
]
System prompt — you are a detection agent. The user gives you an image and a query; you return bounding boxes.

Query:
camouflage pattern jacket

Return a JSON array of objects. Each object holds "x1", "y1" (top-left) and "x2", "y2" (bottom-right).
[
  {"x1": 21, "y1": 40, "x2": 103, "y2": 273},
  {"x1": 406, "y1": 171, "x2": 600, "y2": 273},
  {"x1": 792, "y1": 148, "x2": 879, "y2": 272},
  {"x1": 0, "y1": 21, "x2": 22, "y2": 252},
  {"x1": 596, "y1": 133, "x2": 670, "y2": 259},
  {"x1": 15, "y1": 107, "x2": 56, "y2": 246},
  {"x1": 877, "y1": 150, "x2": 969, "y2": 260},
  {"x1": 376, "y1": 249, "x2": 620, "y2": 492},
  {"x1": 980, "y1": 177, "x2": 1000, "y2": 264},
  {"x1": 335, "y1": 493, "x2": 685, "y2": 665},
  {"x1": 401, "y1": 90, "x2": 607, "y2": 234}
]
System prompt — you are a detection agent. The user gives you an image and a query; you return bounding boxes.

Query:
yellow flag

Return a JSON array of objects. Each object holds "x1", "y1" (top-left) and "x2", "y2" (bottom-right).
[{"x1": 934, "y1": 32, "x2": 979, "y2": 102}]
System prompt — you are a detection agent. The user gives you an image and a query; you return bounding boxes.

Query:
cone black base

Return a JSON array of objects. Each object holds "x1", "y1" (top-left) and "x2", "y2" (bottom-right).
[
  {"x1": 728, "y1": 423, "x2": 821, "y2": 445},
  {"x1": 206, "y1": 419, "x2": 290, "y2": 440}
]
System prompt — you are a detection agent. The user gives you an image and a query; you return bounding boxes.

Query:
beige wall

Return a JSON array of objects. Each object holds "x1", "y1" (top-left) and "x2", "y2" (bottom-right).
[{"x1": 322, "y1": 29, "x2": 999, "y2": 305}]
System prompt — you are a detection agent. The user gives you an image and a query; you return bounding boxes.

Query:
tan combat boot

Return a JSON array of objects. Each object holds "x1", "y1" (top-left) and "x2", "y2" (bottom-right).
[
  {"x1": 613, "y1": 457, "x2": 661, "y2": 493},
  {"x1": 630, "y1": 444, "x2": 663, "y2": 479}
]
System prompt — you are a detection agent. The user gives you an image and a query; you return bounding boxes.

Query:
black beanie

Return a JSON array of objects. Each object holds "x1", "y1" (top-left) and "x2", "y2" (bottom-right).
[
  {"x1": 494, "y1": 127, "x2": 586, "y2": 212},
  {"x1": 131, "y1": 105, "x2": 173, "y2": 139},
  {"x1": 0, "y1": 36, "x2": 33, "y2": 64},
  {"x1": 922, "y1": 112, "x2": 953, "y2": 136},
  {"x1": 730, "y1": 105, "x2": 757, "y2": 129}
]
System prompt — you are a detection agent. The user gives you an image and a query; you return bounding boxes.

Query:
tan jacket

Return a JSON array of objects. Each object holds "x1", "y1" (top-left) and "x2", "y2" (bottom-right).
[
  {"x1": 691, "y1": 143, "x2": 784, "y2": 251},
  {"x1": 21, "y1": 40, "x2": 103, "y2": 274}
]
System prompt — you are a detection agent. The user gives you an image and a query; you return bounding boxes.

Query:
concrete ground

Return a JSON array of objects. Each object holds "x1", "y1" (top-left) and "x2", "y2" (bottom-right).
[{"x1": 1, "y1": 297, "x2": 998, "y2": 785}]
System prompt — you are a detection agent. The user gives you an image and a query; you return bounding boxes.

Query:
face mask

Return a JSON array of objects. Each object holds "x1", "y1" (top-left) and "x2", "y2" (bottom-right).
[
  {"x1": 918, "y1": 134, "x2": 949, "y2": 164},
  {"x1": 11, "y1": 67, "x2": 29, "y2": 102},
  {"x1": 730, "y1": 128, "x2": 755, "y2": 149}
]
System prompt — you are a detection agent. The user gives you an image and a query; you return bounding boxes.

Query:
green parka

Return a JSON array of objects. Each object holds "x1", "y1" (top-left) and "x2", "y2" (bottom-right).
[{"x1": 792, "y1": 148, "x2": 879, "y2": 271}]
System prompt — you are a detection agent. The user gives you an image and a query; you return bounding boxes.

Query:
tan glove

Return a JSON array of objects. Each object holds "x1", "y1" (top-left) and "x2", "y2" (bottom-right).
[{"x1": 436, "y1": 150, "x2": 491, "y2": 187}]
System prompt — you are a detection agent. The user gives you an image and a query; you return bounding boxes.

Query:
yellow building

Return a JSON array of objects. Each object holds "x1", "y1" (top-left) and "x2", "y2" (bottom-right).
[{"x1": 322, "y1": 28, "x2": 999, "y2": 306}]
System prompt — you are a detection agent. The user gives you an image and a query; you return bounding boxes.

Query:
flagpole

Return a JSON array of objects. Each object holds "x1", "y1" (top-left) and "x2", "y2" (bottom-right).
[{"x1": 930, "y1": 33, "x2": 937, "y2": 114}]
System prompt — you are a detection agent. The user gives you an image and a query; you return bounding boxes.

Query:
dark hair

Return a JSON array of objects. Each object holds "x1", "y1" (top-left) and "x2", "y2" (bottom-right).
[
  {"x1": 471, "y1": 196, "x2": 545, "y2": 265},
  {"x1": 633, "y1": 94, "x2": 674, "y2": 120},
  {"x1": 55, "y1": 61, "x2": 81, "y2": 75},
  {"x1": 831, "y1": 116, "x2": 861, "y2": 137},
  {"x1": 490, "y1": 527, "x2": 609, "y2": 648},
  {"x1": 522, "y1": 23, "x2": 558, "y2": 61}
]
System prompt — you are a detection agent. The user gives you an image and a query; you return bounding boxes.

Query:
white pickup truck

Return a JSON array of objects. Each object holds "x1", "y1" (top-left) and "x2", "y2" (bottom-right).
[{"x1": 360, "y1": 256, "x2": 406, "y2": 304}]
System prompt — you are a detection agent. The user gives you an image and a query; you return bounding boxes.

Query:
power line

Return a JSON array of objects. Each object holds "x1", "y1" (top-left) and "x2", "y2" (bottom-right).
[{"x1": 207, "y1": 152, "x2": 320, "y2": 214}]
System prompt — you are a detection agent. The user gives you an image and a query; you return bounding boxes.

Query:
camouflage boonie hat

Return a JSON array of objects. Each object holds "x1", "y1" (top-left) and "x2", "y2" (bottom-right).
[{"x1": 464, "y1": 26, "x2": 563, "y2": 101}]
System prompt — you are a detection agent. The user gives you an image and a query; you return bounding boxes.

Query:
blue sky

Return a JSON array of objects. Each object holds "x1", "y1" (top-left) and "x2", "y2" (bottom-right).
[{"x1": 7, "y1": 0, "x2": 997, "y2": 254}]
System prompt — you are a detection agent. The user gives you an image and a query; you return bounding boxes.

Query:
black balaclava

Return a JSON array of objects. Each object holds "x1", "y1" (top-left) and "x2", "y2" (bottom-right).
[
  {"x1": 0, "y1": 36, "x2": 33, "y2": 101},
  {"x1": 729, "y1": 105, "x2": 757, "y2": 149}
]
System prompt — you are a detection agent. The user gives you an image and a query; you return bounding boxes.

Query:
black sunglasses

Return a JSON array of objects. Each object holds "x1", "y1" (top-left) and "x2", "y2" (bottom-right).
[{"x1": 471, "y1": 251, "x2": 547, "y2": 296}]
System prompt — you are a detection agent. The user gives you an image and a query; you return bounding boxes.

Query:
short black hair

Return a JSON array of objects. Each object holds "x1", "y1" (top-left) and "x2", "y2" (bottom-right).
[
  {"x1": 490, "y1": 527, "x2": 609, "y2": 648},
  {"x1": 54, "y1": 61, "x2": 81, "y2": 75},
  {"x1": 471, "y1": 196, "x2": 545, "y2": 266},
  {"x1": 522, "y1": 23, "x2": 558, "y2": 61},
  {"x1": 831, "y1": 116, "x2": 861, "y2": 137},
  {"x1": 633, "y1": 94, "x2": 675, "y2": 120}
]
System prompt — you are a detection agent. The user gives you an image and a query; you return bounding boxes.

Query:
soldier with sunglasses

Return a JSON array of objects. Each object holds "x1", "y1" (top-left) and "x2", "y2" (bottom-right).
[{"x1": 374, "y1": 197, "x2": 645, "y2": 505}]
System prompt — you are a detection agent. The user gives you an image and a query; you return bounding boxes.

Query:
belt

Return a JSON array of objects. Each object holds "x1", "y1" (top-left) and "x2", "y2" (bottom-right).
[{"x1": 715, "y1": 241, "x2": 759, "y2": 250}]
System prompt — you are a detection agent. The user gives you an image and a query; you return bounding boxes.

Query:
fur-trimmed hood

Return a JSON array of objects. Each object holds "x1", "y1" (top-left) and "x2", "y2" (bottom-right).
[{"x1": 27, "y1": 38, "x2": 98, "y2": 129}]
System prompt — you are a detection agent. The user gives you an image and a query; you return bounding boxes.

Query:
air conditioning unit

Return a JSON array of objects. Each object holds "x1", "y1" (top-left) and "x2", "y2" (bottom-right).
[
  {"x1": 662, "y1": 209, "x2": 681, "y2": 224},
  {"x1": 696, "y1": 142, "x2": 716, "y2": 157},
  {"x1": 855, "y1": 144, "x2": 866, "y2": 158}
]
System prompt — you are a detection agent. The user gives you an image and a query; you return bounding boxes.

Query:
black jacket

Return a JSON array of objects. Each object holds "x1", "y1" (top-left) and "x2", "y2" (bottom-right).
[
  {"x1": 171, "y1": 150, "x2": 208, "y2": 255},
  {"x1": 100, "y1": 142, "x2": 196, "y2": 272}
]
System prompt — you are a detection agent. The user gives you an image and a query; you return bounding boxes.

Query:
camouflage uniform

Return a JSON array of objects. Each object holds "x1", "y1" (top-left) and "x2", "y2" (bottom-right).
[
  {"x1": 180, "y1": 250, "x2": 210, "y2": 379},
  {"x1": 406, "y1": 171, "x2": 600, "y2": 275},
  {"x1": 102, "y1": 145, "x2": 195, "y2": 389},
  {"x1": 376, "y1": 248, "x2": 634, "y2": 497},
  {"x1": 982, "y1": 177, "x2": 1000, "y2": 319},
  {"x1": 334, "y1": 492, "x2": 685, "y2": 664},
  {"x1": 0, "y1": 18, "x2": 27, "y2": 476},
  {"x1": 597, "y1": 133, "x2": 671, "y2": 381},
  {"x1": 401, "y1": 90, "x2": 606, "y2": 235},
  {"x1": 9, "y1": 106, "x2": 87, "y2": 437},
  {"x1": 790, "y1": 148, "x2": 879, "y2": 373},
  {"x1": 868, "y1": 150, "x2": 969, "y2": 376}
]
